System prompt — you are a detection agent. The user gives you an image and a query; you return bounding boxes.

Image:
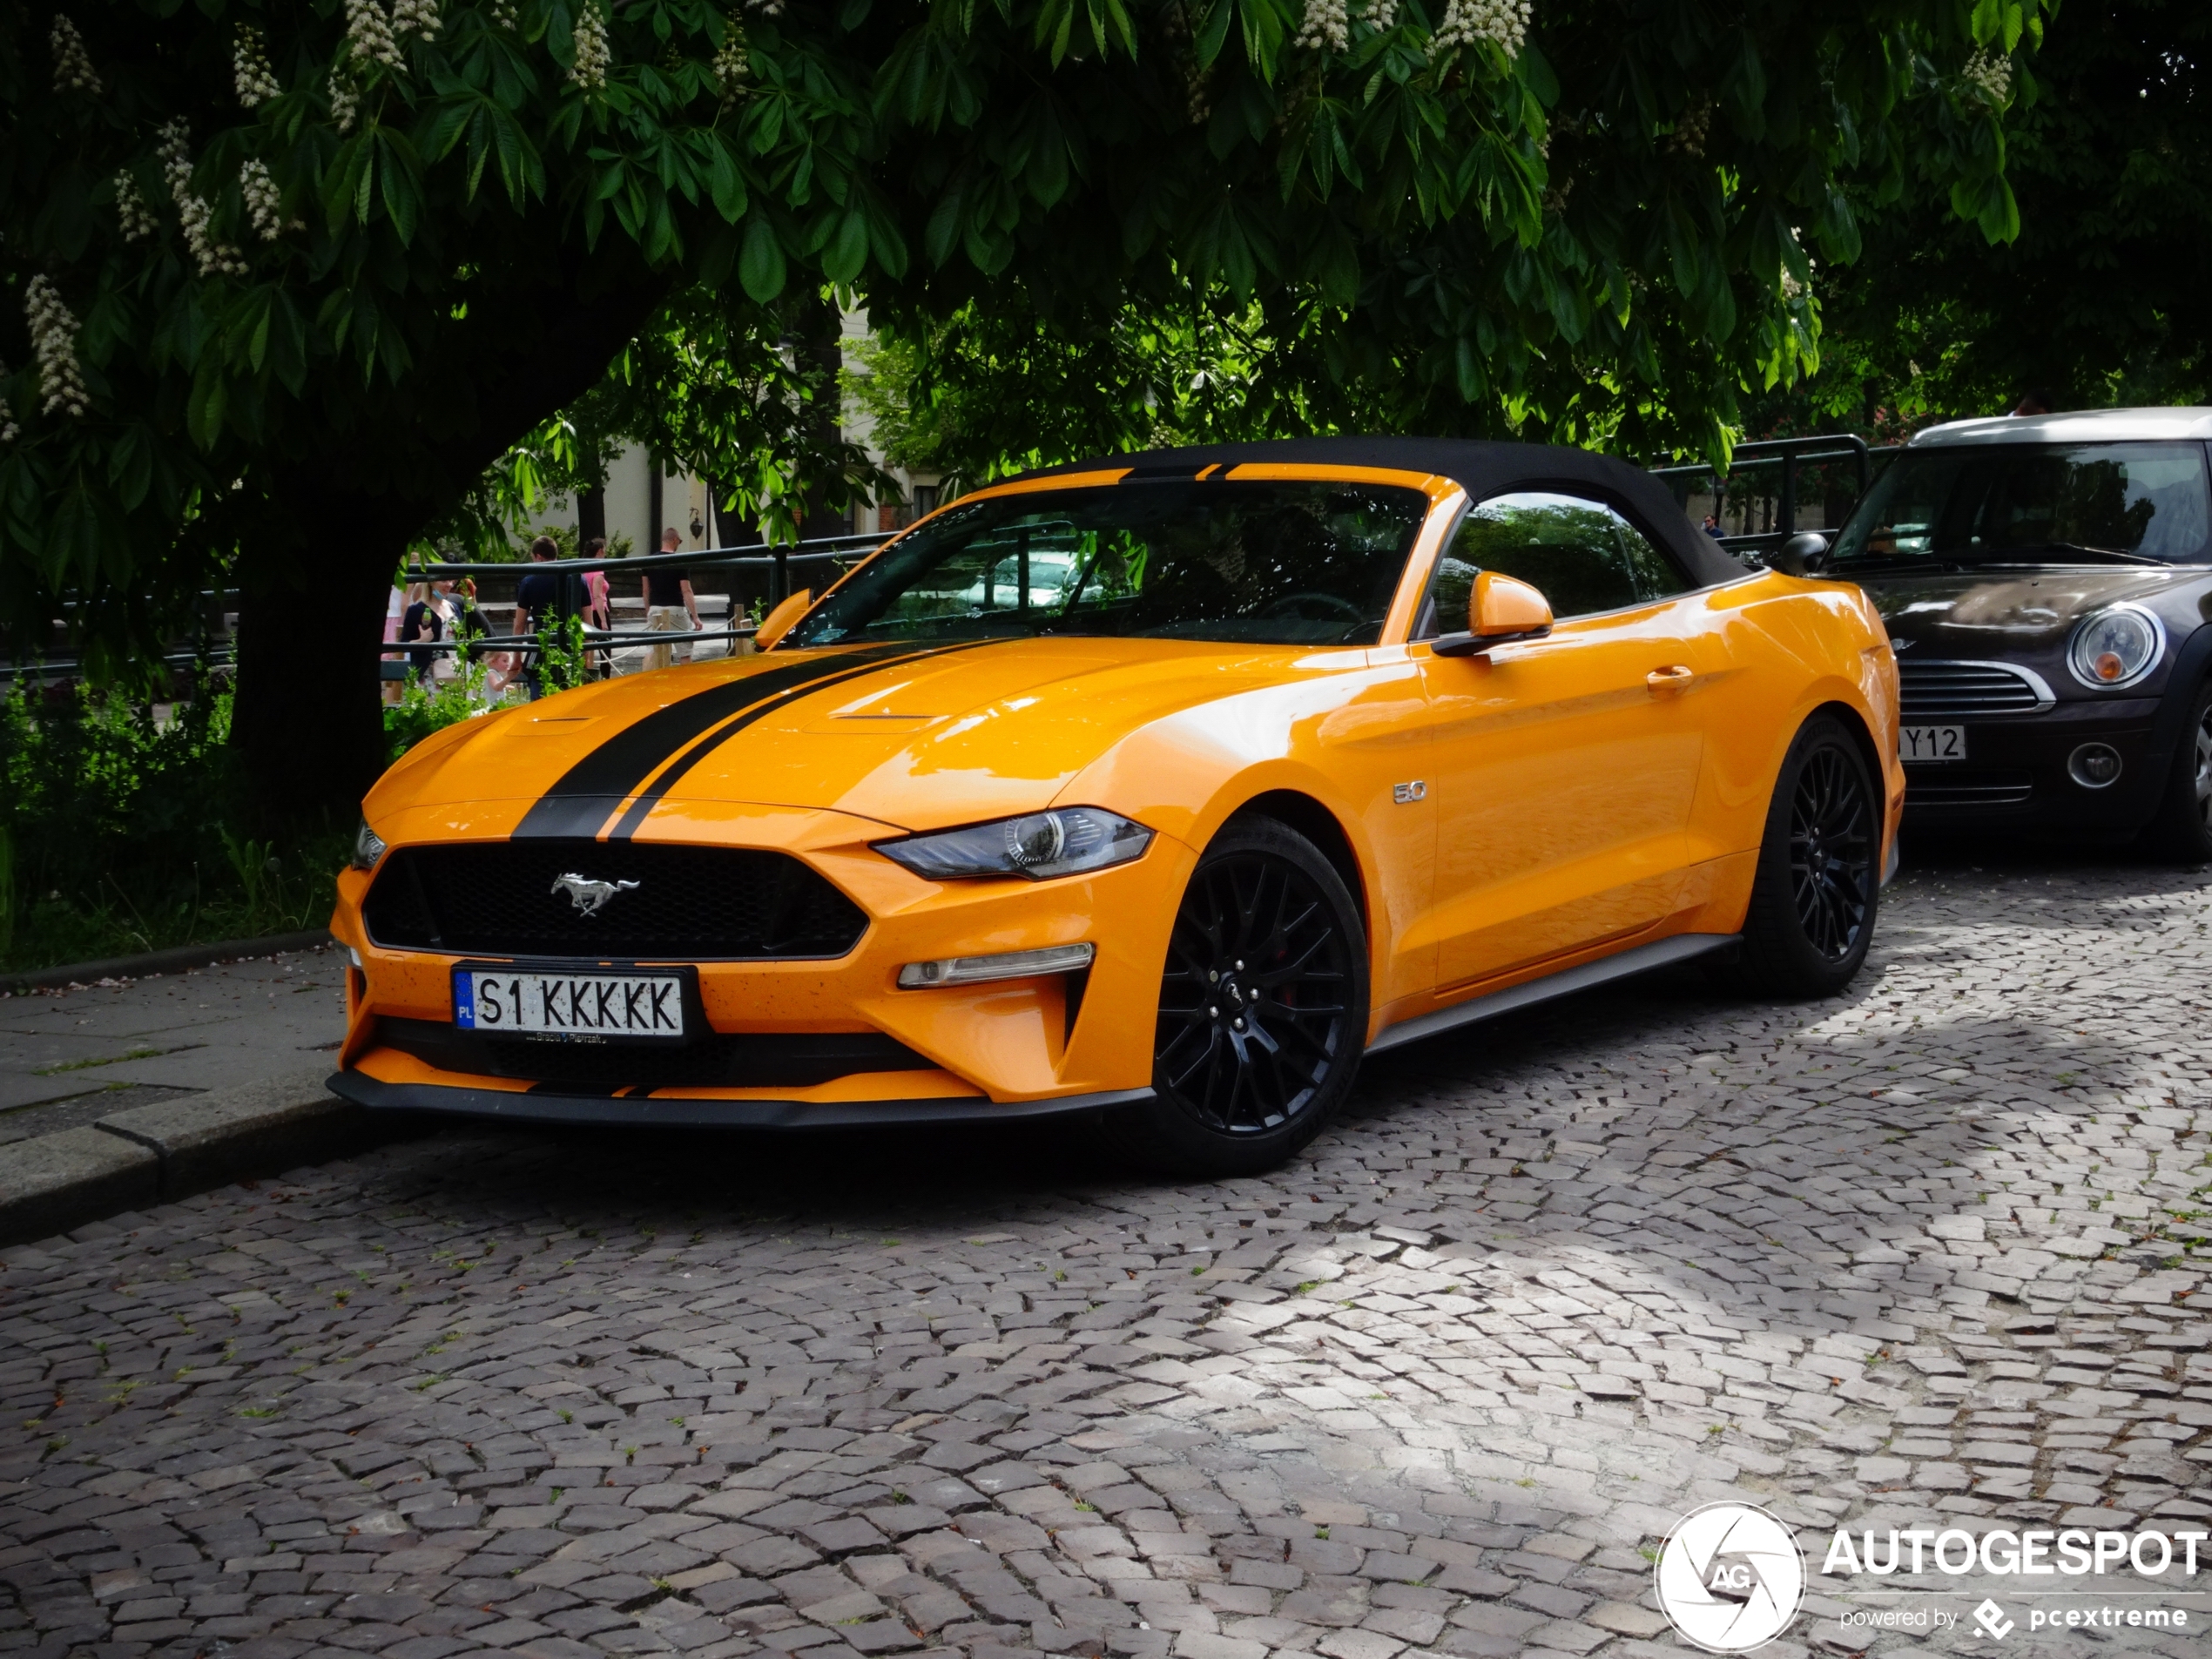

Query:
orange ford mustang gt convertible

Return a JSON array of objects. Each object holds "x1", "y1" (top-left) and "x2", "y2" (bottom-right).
[{"x1": 328, "y1": 437, "x2": 1902, "y2": 1174}]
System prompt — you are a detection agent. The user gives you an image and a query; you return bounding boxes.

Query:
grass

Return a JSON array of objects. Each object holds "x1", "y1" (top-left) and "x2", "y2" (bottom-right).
[{"x1": 33, "y1": 1045, "x2": 167, "y2": 1076}]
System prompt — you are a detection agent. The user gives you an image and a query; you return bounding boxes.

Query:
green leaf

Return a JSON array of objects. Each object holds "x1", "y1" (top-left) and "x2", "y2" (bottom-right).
[
  {"x1": 707, "y1": 141, "x2": 748, "y2": 222},
  {"x1": 739, "y1": 215, "x2": 786, "y2": 300}
]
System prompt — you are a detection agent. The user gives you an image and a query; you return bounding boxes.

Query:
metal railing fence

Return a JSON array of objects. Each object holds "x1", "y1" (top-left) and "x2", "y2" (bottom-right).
[{"x1": 1649, "y1": 434, "x2": 1878, "y2": 557}]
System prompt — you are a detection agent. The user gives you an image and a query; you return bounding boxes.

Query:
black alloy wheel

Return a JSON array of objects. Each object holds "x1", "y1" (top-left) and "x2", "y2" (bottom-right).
[
  {"x1": 1110, "y1": 818, "x2": 1368, "y2": 1176},
  {"x1": 1788, "y1": 740, "x2": 1877, "y2": 961},
  {"x1": 1726, "y1": 712, "x2": 1881, "y2": 998},
  {"x1": 2148, "y1": 678, "x2": 2212, "y2": 863}
]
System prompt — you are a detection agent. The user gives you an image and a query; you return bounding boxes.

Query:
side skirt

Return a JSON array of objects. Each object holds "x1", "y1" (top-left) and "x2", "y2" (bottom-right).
[{"x1": 1365, "y1": 933, "x2": 1739, "y2": 1056}]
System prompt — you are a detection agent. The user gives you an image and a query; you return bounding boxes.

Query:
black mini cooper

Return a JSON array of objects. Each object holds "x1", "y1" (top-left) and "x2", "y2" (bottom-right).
[{"x1": 1811, "y1": 410, "x2": 2212, "y2": 857}]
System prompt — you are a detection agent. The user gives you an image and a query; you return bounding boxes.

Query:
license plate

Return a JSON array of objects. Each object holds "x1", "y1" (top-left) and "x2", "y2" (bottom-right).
[
  {"x1": 1900, "y1": 725, "x2": 1966, "y2": 763},
  {"x1": 453, "y1": 968, "x2": 686, "y2": 1040}
]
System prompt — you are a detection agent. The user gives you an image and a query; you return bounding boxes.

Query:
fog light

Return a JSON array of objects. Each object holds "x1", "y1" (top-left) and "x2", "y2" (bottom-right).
[
  {"x1": 898, "y1": 942, "x2": 1095, "y2": 988},
  {"x1": 2067, "y1": 743, "x2": 2122, "y2": 788}
]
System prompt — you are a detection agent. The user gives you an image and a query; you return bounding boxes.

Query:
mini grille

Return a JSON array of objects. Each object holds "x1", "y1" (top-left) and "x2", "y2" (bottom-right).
[
  {"x1": 379, "y1": 1018, "x2": 929, "y2": 1090},
  {"x1": 362, "y1": 840, "x2": 868, "y2": 960},
  {"x1": 1898, "y1": 659, "x2": 2050, "y2": 719}
]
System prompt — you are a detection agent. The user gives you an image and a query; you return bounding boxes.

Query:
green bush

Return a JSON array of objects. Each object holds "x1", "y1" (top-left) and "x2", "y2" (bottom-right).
[{"x1": 0, "y1": 673, "x2": 349, "y2": 972}]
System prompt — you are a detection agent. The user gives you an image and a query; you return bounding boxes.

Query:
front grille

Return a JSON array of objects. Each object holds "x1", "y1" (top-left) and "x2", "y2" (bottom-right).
[
  {"x1": 363, "y1": 840, "x2": 868, "y2": 960},
  {"x1": 379, "y1": 1017, "x2": 931, "y2": 1091},
  {"x1": 1906, "y1": 772, "x2": 2034, "y2": 807},
  {"x1": 1898, "y1": 659, "x2": 2051, "y2": 719}
]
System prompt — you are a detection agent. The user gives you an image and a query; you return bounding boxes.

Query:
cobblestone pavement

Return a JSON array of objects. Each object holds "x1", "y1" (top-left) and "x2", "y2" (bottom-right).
[{"x1": 5, "y1": 860, "x2": 2212, "y2": 1658}]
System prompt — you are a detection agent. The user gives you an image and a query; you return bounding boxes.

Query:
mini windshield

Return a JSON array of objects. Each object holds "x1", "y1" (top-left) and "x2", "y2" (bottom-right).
[
  {"x1": 780, "y1": 479, "x2": 1431, "y2": 650},
  {"x1": 1831, "y1": 442, "x2": 2212, "y2": 569}
]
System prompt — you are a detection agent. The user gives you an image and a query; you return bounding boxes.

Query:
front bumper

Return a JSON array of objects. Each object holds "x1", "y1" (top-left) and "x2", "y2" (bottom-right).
[
  {"x1": 1902, "y1": 697, "x2": 2167, "y2": 832},
  {"x1": 331, "y1": 799, "x2": 1197, "y2": 1116}
]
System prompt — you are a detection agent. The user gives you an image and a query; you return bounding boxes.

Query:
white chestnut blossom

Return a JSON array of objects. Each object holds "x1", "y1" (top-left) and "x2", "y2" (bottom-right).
[
  {"x1": 713, "y1": 15, "x2": 749, "y2": 95},
  {"x1": 490, "y1": 0, "x2": 520, "y2": 25},
  {"x1": 25, "y1": 277, "x2": 90, "y2": 420},
  {"x1": 1295, "y1": 0, "x2": 1348, "y2": 52},
  {"x1": 328, "y1": 71, "x2": 361, "y2": 131},
  {"x1": 240, "y1": 159, "x2": 302, "y2": 239},
  {"x1": 0, "y1": 368, "x2": 17, "y2": 443},
  {"x1": 392, "y1": 0, "x2": 442, "y2": 41},
  {"x1": 115, "y1": 170, "x2": 158, "y2": 240},
  {"x1": 233, "y1": 24, "x2": 282, "y2": 105},
  {"x1": 1432, "y1": 0, "x2": 1528, "y2": 56},
  {"x1": 570, "y1": 3, "x2": 610, "y2": 92},
  {"x1": 1670, "y1": 98, "x2": 1711, "y2": 157},
  {"x1": 1964, "y1": 50, "x2": 2013, "y2": 106},
  {"x1": 51, "y1": 15, "x2": 102, "y2": 94},
  {"x1": 347, "y1": 0, "x2": 404, "y2": 69},
  {"x1": 747, "y1": 0, "x2": 785, "y2": 18},
  {"x1": 158, "y1": 121, "x2": 250, "y2": 278},
  {"x1": 1365, "y1": 0, "x2": 1399, "y2": 30}
]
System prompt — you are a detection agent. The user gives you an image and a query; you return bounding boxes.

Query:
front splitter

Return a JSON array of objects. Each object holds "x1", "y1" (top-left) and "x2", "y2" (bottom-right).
[{"x1": 327, "y1": 1070, "x2": 1155, "y2": 1130}]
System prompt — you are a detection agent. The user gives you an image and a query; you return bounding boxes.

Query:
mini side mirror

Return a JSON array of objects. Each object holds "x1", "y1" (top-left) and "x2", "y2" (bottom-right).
[
  {"x1": 1767, "y1": 531, "x2": 1831, "y2": 578},
  {"x1": 1432, "y1": 570, "x2": 1554, "y2": 657}
]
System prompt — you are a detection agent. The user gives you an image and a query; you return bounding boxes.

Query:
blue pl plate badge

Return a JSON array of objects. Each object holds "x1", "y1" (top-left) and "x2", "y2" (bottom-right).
[{"x1": 454, "y1": 970, "x2": 475, "y2": 1028}]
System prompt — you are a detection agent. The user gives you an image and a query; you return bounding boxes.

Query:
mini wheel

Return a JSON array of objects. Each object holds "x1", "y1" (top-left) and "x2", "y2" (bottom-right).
[{"x1": 2146, "y1": 678, "x2": 2212, "y2": 863}]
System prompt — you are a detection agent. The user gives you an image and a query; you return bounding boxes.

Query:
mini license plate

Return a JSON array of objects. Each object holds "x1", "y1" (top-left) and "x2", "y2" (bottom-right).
[
  {"x1": 1900, "y1": 725, "x2": 1966, "y2": 763},
  {"x1": 453, "y1": 968, "x2": 686, "y2": 1041}
]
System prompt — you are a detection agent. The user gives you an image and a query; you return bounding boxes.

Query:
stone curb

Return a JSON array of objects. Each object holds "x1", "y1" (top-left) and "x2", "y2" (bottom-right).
[
  {"x1": 0, "y1": 1062, "x2": 405, "y2": 1248},
  {"x1": 0, "y1": 928, "x2": 334, "y2": 995}
]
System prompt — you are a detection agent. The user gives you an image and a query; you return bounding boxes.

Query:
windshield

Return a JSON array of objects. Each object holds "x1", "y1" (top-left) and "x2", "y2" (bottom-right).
[
  {"x1": 781, "y1": 479, "x2": 1431, "y2": 651},
  {"x1": 1831, "y1": 442, "x2": 2212, "y2": 568}
]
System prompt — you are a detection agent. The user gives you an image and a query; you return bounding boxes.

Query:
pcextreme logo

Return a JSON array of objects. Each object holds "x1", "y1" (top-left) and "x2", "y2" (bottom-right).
[{"x1": 1654, "y1": 1502, "x2": 1807, "y2": 1653}]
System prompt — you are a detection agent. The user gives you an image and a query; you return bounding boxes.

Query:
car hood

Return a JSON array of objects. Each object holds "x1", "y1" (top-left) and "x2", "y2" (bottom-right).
[
  {"x1": 370, "y1": 637, "x2": 1316, "y2": 836},
  {"x1": 1855, "y1": 566, "x2": 2199, "y2": 649}
]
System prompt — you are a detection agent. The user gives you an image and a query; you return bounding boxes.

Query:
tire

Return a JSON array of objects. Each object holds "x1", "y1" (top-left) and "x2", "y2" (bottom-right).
[
  {"x1": 1107, "y1": 817, "x2": 1369, "y2": 1177},
  {"x1": 1723, "y1": 712, "x2": 1880, "y2": 999},
  {"x1": 2146, "y1": 678, "x2": 2212, "y2": 863}
]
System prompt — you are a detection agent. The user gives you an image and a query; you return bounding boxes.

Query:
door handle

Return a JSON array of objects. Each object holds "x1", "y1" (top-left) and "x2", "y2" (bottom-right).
[{"x1": 1647, "y1": 665, "x2": 1695, "y2": 694}]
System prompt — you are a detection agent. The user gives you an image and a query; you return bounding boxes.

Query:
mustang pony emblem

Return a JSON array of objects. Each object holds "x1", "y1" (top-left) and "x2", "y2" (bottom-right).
[{"x1": 550, "y1": 873, "x2": 640, "y2": 917}]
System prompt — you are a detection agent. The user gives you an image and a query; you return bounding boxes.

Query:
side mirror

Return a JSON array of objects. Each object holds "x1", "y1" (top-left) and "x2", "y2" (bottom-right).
[
  {"x1": 752, "y1": 588, "x2": 813, "y2": 651},
  {"x1": 1432, "y1": 570, "x2": 1554, "y2": 658},
  {"x1": 1766, "y1": 531, "x2": 1831, "y2": 578}
]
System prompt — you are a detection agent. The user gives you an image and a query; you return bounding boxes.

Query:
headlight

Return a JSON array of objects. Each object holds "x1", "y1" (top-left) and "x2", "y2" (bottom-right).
[
  {"x1": 2067, "y1": 604, "x2": 2165, "y2": 690},
  {"x1": 352, "y1": 818, "x2": 388, "y2": 870},
  {"x1": 874, "y1": 807, "x2": 1153, "y2": 881}
]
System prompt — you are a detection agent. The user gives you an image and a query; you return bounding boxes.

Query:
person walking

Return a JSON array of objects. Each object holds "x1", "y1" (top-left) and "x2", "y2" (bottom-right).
[
  {"x1": 582, "y1": 538, "x2": 614, "y2": 679},
  {"x1": 643, "y1": 527, "x2": 700, "y2": 672},
  {"x1": 398, "y1": 580, "x2": 452, "y2": 685},
  {"x1": 512, "y1": 536, "x2": 562, "y2": 697}
]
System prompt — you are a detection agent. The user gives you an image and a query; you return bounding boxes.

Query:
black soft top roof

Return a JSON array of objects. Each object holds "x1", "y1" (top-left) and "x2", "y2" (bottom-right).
[{"x1": 1021, "y1": 435, "x2": 1747, "y2": 589}]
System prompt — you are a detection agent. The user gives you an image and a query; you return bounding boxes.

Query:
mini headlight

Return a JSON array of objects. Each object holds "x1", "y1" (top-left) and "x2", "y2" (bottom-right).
[
  {"x1": 352, "y1": 818, "x2": 388, "y2": 870},
  {"x1": 2067, "y1": 604, "x2": 2164, "y2": 690},
  {"x1": 874, "y1": 807, "x2": 1153, "y2": 881}
]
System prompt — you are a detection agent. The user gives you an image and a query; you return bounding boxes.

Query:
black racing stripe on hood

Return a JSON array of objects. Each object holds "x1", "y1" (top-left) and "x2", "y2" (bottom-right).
[
  {"x1": 510, "y1": 645, "x2": 927, "y2": 840},
  {"x1": 601, "y1": 637, "x2": 1004, "y2": 840}
]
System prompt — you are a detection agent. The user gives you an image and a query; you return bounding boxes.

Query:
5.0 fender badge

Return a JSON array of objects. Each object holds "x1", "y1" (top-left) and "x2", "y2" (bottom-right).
[{"x1": 551, "y1": 873, "x2": 640, "y2": 917}]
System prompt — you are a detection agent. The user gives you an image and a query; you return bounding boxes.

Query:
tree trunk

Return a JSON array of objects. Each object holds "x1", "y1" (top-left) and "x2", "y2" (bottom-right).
[
  {"x1": 792, "y1": 291, "x2": 846, "y2": 541},
  {"x1": 577, "y1": 487, "x2": 607, "y2": 551},
  {"x1": 229, "y1": 270, "x2": 670, "y2": 823},
  {"x1": 231, "y1": 496, "x2": 415, "y2": 829}
]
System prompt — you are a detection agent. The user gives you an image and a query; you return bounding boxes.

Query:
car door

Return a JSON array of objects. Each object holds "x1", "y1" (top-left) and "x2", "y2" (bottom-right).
[{"x1": 1414, "y1": 489, "x2": 1710, "y2": 990}]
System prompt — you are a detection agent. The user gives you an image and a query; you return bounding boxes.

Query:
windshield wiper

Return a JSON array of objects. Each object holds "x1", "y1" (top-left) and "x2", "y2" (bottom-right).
[
  {"x1": 1827, "y1": 554, "x2": 1965, "y2": 575},
  {"x1": 1970, "y1": 541, "x2": 2166, "y2": 567}
]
